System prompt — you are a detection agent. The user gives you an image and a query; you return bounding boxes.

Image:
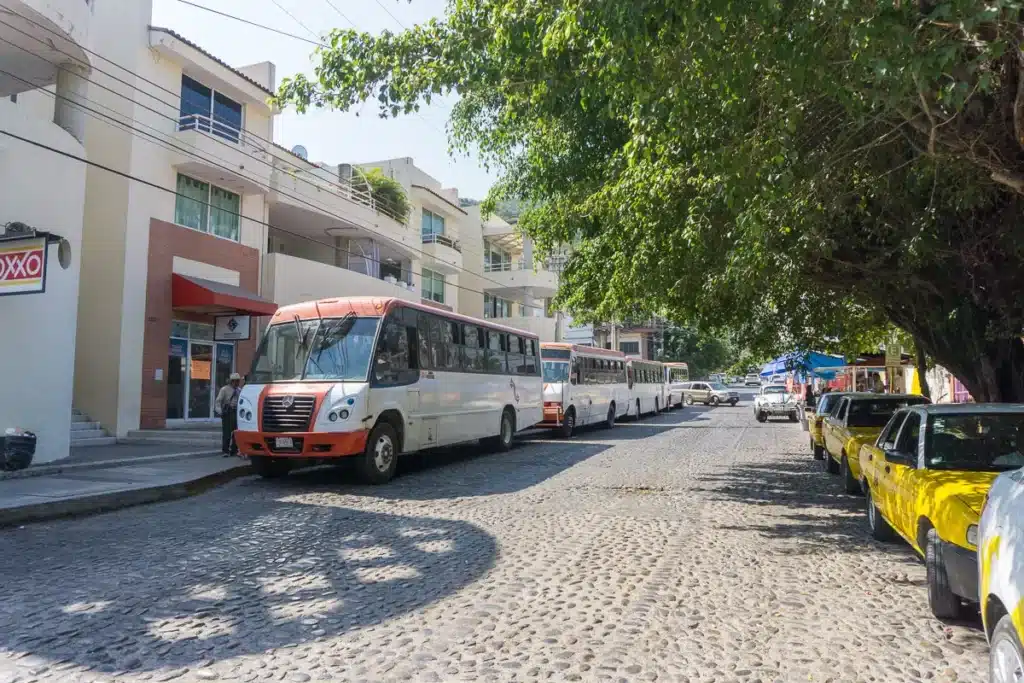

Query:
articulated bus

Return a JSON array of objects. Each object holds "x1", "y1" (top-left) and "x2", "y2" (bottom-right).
[
  {"x1": 627, "y1": 358, "x2": 669, "y2": 416},
  {"x1": 235, "y1": 297, "x2": 543, "y2": 483},
  {"x1": 540, "y1": 343, "x2": 631, "y2": 437},
  {"x1": 663, "y1": 362, "x2": 690, "y2": 409}
]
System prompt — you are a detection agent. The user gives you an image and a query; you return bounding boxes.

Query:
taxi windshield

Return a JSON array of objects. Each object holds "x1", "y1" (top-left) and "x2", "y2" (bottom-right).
[
  {"x1": 927, "y1": 413, "x2": 1024, "y2": 471},
  {"x1": 846, "y1": 398, "x2": 928, "y2": 428}
]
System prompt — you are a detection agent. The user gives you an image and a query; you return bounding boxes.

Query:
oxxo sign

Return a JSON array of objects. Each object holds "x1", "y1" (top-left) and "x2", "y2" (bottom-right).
[{"x1": 0, "y1": 237, "x2": 48, "y2": 296}]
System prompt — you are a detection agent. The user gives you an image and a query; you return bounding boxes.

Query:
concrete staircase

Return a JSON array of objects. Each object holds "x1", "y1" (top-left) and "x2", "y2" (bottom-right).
[
  {"x1": 70, "y1": 410, "x2": 117, "y2": 448},
  {"x1": 122, "y1": 422, "x2": 221, "y2": 448}
]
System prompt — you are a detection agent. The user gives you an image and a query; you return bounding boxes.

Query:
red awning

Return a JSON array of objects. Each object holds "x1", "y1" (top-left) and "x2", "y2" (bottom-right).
[{"x1": 171, "y1": 274, "x2": 278, "y2": 316}]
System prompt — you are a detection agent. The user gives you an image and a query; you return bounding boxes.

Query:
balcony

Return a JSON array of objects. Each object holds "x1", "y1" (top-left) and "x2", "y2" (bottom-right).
[
  {"x1": 0, "y1": 0, "x2": 92, "y2": 99},
  {"x1": 420, "y1": 233, "x2": 463, "y2": 274},
  {"x1": 262, "y1": 252, "x2": 418, "y2": 309},
  {"x1": 172, "y1": 114, "x2": 272, "y2": 195},
  {"x1": 482, "y1": 260, "x2": 559, "y2": 298},
  {"x1": 268, "y1": 164, "x2": 415, "y2": 252}
]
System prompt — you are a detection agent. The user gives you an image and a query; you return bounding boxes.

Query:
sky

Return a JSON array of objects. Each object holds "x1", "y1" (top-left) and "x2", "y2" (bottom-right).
[{"x1": 152, "y1": 0, "x2": 497, "y2": 199}]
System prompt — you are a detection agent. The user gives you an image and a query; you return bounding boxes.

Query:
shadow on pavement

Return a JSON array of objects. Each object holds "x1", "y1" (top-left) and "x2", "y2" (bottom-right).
[{"x1": 0, "y1": 498, "x2": 498, "y2": 674}]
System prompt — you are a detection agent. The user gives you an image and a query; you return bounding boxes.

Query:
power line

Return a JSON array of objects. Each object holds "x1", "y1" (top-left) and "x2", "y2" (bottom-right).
[
  {"x1": 175, "y1": 0, "x2": 324, "y2": 46},
  {"x1": 322, "y1": 0, "x2": 357, "y2": 29},
  {"x1": 0, "y1": 12, "x2": 521, "y2": 298},
  {"x1": 268, "y1": 0, "x2": 320, "y2": 40}
]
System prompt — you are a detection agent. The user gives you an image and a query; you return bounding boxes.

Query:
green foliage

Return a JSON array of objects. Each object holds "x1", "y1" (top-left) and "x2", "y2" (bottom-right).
[
  {"x1": 360, "y1": 167, "x2": 410, "y2": 224},
  {"x1": 660, "y1": 327, "x2": 734, "y2": 379},
  {"x1": 276, "y1": 0, "x2": 1024, "y2": 400}
]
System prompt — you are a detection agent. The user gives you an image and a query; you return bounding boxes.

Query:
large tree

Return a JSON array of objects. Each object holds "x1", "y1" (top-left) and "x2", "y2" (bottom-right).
[{"x1": 276, "y1": 0, "x2": 1024, "y2": 401}]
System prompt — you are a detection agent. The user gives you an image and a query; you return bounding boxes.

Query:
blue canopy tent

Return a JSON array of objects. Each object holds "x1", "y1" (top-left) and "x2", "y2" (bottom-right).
[{"x1": 760, "y1": 351, "x2": 846, "y2": 381}]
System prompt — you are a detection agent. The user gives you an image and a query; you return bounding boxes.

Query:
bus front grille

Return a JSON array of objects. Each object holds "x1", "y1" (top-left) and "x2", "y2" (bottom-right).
[{"x1": 261, "y1": 395, "x2": 316, "y2": 432}]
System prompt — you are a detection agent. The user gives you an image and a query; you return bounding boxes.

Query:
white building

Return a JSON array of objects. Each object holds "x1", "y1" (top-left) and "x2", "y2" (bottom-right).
[{"x1": 0, "y1": 0, "x2": 93, "y2": 463}]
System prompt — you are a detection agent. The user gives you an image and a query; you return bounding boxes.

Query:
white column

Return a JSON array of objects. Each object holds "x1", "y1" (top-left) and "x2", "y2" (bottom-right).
[{"x1": 54, "y1": 63, "x2": 90, "y2": 144}]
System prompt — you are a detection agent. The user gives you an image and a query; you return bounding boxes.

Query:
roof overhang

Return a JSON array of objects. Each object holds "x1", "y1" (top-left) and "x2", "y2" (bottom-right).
[{"x1": 172, "y1": 274, "x2": 278, "y2": 316}]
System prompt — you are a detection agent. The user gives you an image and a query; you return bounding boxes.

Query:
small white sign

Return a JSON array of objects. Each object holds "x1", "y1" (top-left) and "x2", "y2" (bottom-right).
[
  {"x1": 154, "y1": 368, "x2": 164, "y2": 382},
  {"x1": 215, "y1": 314, "x2": 251, "y2": 341}
]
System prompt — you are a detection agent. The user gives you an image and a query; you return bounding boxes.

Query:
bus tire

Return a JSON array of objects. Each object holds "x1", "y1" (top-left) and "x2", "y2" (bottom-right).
[
  {"x1": 358, "y1": 422, "x2": 399, "y2": 484},
  {"x1": 485, "y1": 408, "x2": 516, "y2": 451},
  {"x1": 559, "y1": 407, "x2": 576, "y2": 438},
  {"x1": 604, "y1": 403, "x2": 616, "y2": 429},
  {"x1": 250, "y1": 456, "x2": 291, "y2": 479}
]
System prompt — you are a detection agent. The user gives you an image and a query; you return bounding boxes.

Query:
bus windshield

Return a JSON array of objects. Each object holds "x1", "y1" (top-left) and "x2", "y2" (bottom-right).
[
  {"x1": 249, "y1": 316, "x2": 380, "y2": 383},
  {"x1": 542, "y1": 361, "x2": 569, "y2": 383}
]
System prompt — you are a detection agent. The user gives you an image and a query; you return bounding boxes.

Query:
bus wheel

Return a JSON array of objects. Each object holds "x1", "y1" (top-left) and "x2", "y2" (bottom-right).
[
  {"x1": 358, "y1": 422, "x2": 399, "y2": 484},
  {"x1": 251, "y1": 456, "x2": 291, "y2": 479},
  {"x1": 559, "y1": 408, "x2": 576, "y2": 438},
  {"x1": 635, "y1": 399, "x2": 642, "y2": 420},
  {"x1": 604, "y1": 403, "x2": 616, "y2": 429},
  {"x1": 486, "y1": 408, "x2": 516, "y2": 451}
]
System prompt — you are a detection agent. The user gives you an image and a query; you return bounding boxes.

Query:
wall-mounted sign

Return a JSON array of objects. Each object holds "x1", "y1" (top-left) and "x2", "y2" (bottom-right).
[
  {"x1": 0, "y1": 237, "x2": 47, "y2": 296},
  {"x1": 214, "y1": 314, "x2": 251, "y2": 341}
]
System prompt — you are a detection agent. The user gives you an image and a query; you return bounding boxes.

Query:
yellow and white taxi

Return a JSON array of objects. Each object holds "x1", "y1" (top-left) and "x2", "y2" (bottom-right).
[
  {"x1": 860, "y1": 404, "x2": 1024, "y2": 621},
  {"x1": 979, "y1": 463, "x2": 1024, "y2": 682},
  {"x1": 822, "y1": 393, "x2": 929, "y2": 494}
]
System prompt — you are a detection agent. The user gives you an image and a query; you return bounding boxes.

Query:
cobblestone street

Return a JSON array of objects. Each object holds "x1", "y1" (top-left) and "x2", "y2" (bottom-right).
[{"x1": 0, "y1": 399, "x2": 988, "y2": 682}]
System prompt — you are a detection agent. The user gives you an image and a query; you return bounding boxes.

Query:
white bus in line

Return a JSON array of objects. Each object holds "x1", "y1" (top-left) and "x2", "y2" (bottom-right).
[
  {"x1": 627, "y1": 358, "x2": 669, "y2": 416},
  {"x1": 540, "y1": 343, "x2": 631, "y2": 437},
  {"x1": 663, "y1": 362, "x2": 690, "y2": 409},
  {"x1": 235, "y1": 297, "x2": 543, "y2": 483}
]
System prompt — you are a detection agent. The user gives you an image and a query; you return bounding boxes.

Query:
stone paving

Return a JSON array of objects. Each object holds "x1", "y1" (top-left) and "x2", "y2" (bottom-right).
[{"x1": 0, "y1": 400, "x2": 987, "y2": 682}]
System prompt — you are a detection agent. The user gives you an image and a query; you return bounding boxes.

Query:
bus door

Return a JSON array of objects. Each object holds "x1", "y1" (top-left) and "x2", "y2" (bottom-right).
[{"x1": 571, "y1": 354, "x2": 590, "y2": 424}]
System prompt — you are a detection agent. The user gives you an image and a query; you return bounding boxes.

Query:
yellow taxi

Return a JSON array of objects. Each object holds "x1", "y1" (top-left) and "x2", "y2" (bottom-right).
[
  {"x1": 860, "y1": 404, "x2": 1024, "y2": 620},
  {"x1": 822, "y1": 393, "x2": 930, "y2": 494},
  {"x1": 807, "y1": 392, "x2": 850, "y2": 461}
]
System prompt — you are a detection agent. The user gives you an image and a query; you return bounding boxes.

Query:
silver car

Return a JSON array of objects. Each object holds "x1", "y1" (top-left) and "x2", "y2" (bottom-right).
[
  {"x1": 683, "y1": 381, "x2": 740, "y2": 406},
  {"x1": 753, "y1": 385, "x2": 799, "y2": 422}
]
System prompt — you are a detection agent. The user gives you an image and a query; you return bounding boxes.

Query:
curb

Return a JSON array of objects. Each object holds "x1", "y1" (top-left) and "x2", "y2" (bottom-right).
[
  {"x1": 0, "y1": 449, "x2": 221, "y2": 481},
  {"x1": 0, "y1": 462, "x2": 252, "y2": 528}
]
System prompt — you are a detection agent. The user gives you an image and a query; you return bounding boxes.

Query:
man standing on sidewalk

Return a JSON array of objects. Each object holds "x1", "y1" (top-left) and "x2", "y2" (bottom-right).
[{"x1": 216, "y1": 373, "x2": 242, "y2": 457}]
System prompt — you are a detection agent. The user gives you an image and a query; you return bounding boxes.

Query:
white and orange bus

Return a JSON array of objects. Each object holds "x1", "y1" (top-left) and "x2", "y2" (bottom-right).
[
  {"x1": 235, "y1": 297, "x2": 543, "y2": 483},
  {"x1": 627, "y1": 358, "x2": 667, "y2": 416},
  {"x1": 663, "y1": 362, "x2": 690, "y2": 409},
  {"x1": 540, "y1": 343, "x2": 631, "y2": 436}
]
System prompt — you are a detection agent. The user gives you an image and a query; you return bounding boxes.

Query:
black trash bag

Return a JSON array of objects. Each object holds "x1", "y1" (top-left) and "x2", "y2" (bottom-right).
[{"x1": 1, "y1": 431, "x2": 37, "y2": 471}]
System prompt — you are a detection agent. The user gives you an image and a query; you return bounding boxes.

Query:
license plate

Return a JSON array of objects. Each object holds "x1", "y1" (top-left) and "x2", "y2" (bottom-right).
[{"x1": 274, "y1": 437, "x2": 294, "y2": 449}]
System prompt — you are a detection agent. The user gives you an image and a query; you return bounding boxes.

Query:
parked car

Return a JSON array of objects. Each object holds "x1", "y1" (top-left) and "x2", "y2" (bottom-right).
[
  {"x1": 682, "y1": 381, "x2": 739, "y2": 406},
  {"x1": 753, "y1": 385, "x2": 798, "y2": 422},
  {"x1": 822, "y1": 393, "x2": 930, "y2": 493},
  {"x1": 979, "y1": 466, "x2": 1024, "y2": 681},
  {"x1": 744, "y1": 373, "x2": 761, "y2": 386},
  {"x1": 808, "y1": 392, "x2": 852, "y2": 461},
  {"x1": 860, "y1": 404, "x2": 1024, "y2": 620}
]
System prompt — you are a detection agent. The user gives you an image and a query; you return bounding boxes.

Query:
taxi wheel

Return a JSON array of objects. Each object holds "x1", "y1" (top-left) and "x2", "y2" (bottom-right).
[
  {"x1": 990, "y1": 614, "x2": 1024, "y2": 683},
  {"x1": 755, "y1": 411, "x2": 767, "y2": 423},
  {"x1": 926, "y1": 528, "x2": 964, "y2": 620},
  {"x1": 812, "y1": 441, "x2": 825, "y2": 461},
  {"x1": 823, "y1": 451, "x2": 839, "y2": 474},
  {"x1": 865, "y1": 488, "x2": 895, "y2": 541},
  {"x1": 841, "y1": 456, "x2": 861, "y2": 495}
]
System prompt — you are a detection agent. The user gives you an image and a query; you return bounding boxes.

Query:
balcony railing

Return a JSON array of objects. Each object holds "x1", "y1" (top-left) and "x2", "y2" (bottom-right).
[
  {"x1": 483, "y1": 259, "x2": 557, "y2": 273},
  {"x1": 177, "y1": 113, "x2": 267, "y2": 155},
  {"x1": 422, "y1": 233, "x2": 462, "y2": 252}
]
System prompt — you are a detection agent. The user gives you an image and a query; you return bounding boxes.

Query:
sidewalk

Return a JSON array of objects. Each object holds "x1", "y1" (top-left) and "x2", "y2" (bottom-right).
[{"x1": 0, "y1": 447, "x2": 251, "y2": 527}]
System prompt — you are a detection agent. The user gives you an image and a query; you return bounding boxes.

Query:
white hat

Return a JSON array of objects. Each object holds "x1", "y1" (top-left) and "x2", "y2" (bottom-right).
[{"x1": 229, "y1": 373, "x2": 242, "y2": 381}]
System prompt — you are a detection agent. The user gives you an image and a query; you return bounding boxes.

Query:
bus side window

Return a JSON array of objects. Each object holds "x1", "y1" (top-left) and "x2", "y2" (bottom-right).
[
  {"x1": 570, "y1": 356, "x2": 580, "y2": 385},
  {"x1": 373, "y1": 311, "x2": 412, "y2": 386},
  {"x1": 443, "y1": 321, "x2": 459, "y2": 370},
  {"x1": 508, "y1": 335, "x2": 525, "y2": 375},
  {"x1": 403, "y1": 307, "x2": 420, "y2": 371},
  {"x1": 462, "y1": 324, "x2": 485, "y2": 372},
  {"x1": 486, "y1": 330, "x2": 506, "y2": 373},
  {"x1": 524, "y1": 339, "x2": 539, "y2": 375},
  {"x1": 416, "y1": 310, "x2": 432, "y2": 371}
]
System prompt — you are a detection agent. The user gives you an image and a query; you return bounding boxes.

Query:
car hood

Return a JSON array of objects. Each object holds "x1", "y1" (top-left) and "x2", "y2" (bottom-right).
[
  {"x1": 919, "y1": 471, "x2": 999, "y2": 516},
  {"x1": 758, "y1": 394, "x2": 789, "y2": 403}
]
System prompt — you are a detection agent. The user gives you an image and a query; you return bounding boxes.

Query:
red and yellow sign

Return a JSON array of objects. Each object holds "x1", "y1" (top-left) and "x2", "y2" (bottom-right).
[{"x1": 0, "y1": 237, "x2": 47, "y2": 295}]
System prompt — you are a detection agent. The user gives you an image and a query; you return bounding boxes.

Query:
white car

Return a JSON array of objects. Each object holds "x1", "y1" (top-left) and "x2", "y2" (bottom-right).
[
  {"x1": 753, "y1": 385, "x2": 799, "y2": 422},
  {"x1": 979, "y1": 467, "x2": 1024, "y2": 682},
  {"x1": 744, "y1": 373, "x2": 762, "y2": 386}
]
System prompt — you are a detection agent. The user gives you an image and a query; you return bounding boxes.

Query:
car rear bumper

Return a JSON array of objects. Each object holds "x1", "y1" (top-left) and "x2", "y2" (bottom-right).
[{"x1": 940, "y1": 539, "x2": 979, "y2": 602}]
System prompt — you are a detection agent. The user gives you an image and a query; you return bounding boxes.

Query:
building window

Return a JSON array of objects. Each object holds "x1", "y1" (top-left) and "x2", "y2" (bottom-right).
[
  {"x1": 484, "y1": 294, "x2": 513, "y2": 318},
  {"x1": 619, "y1": 341, "x2": 640, "y2": 354},
  {"x1": 174, "y1": 173, "x2": 241, "y2": 241},
  {"x1": 179, "y1": 75, "x2": 243, "y2": 143},
  {"x1": 421, "y1": 268, "x2": 445, "y2": 304},
  {"x1": 484, "y1": 240, "x2": 513, "y2": 271},
  {"x1": 421, "y1": 208, "x2": 445, "y2": 238}
]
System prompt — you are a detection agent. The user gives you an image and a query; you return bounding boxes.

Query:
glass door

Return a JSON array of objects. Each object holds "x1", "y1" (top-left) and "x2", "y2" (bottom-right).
[
  {"x1": 167, "y1": 338, "x2": 187, "y2": 419},
  {"x1": 214, "y1": 343, "x2": 235, "y2": 407},
  {"x1": 188, "y1": 342, "x2": 214, "y2": 419}
]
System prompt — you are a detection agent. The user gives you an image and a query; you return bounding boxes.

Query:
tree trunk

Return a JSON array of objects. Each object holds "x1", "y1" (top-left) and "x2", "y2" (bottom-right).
[
  {"x1": 914, "y1": 341, "x2": 931, "y2": 399},
  {"x1": 917, "y1": 335, "x2": 1024, "y2": 403}
]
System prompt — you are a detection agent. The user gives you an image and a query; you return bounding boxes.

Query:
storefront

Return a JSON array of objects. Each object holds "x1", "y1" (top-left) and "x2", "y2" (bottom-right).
[{"x1": 167, "y1": 321, "x2": 238, "y2": 422}]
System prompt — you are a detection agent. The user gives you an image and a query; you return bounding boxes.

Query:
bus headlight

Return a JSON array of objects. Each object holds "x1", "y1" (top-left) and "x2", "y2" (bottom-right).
[{"x1": 340, "y1": 409, "x2": 350, "y2": 420}]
